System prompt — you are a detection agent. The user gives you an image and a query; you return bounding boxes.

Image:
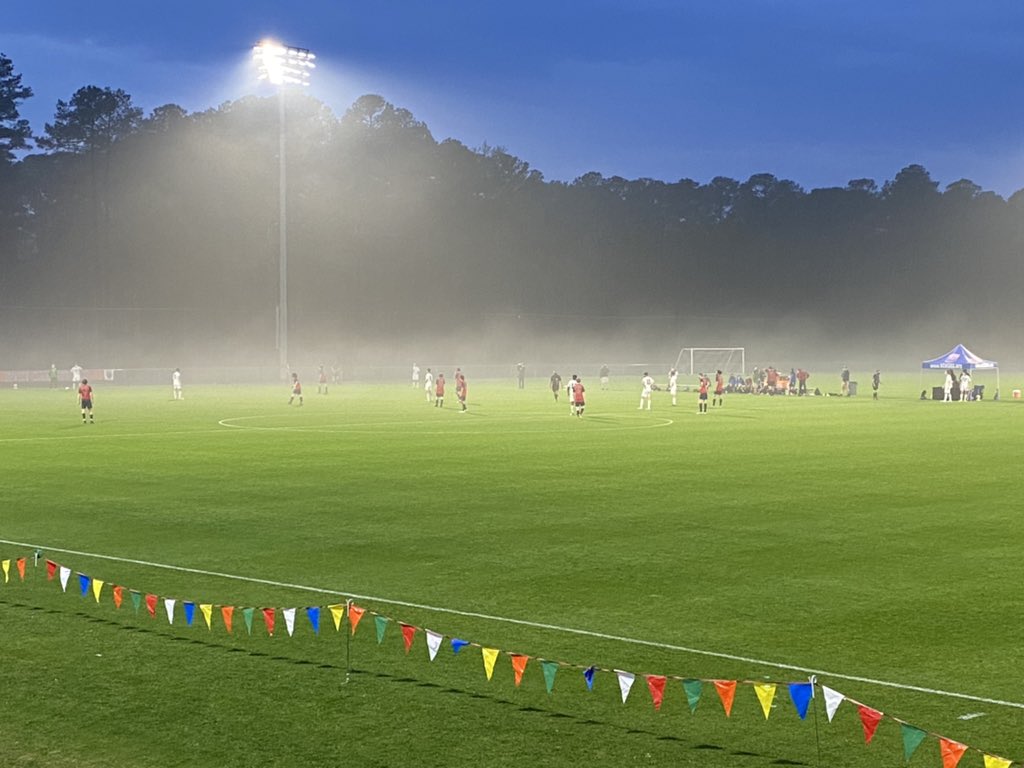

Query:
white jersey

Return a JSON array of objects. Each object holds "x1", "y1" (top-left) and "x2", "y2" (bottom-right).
[
  {"x1": 641, "y1": 375, "x2": 654, "y2": 395},
  {"x1": 424, "y1": 371, "x2": 433, "y2": 389},
  {"x1": 70, "y1": 365, "x2": 83, "y2": 383},
  {"x1": 412, "y1": 365, "x2": 420, "y2": 382},
  {"x1": 668, "y1": 371, "x2": 678, "y2": 393},
  {"x1": 172, "y1": 370, "x2": 182, "y2": 389}
]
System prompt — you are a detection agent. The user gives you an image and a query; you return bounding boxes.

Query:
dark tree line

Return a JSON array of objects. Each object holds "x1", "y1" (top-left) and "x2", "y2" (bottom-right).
[{"x1": 1, "y1": 52, "x2": 1022, "y2": 365}]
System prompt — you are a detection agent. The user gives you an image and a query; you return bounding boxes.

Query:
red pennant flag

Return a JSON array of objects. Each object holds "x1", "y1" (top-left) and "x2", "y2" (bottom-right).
[
  {"x1": 857, "y1": 704, "x2": 884, "y2": 744},
  {"x1": 112, "y1": 585, "x2": 123, "y2": 609},
  {"x1": 400, "y1": 623, "x2": 417, "y2": 654},
  {"x1": 46, "y1": 559, "x2": 57, "y2": 580},
  {"x1": 348, "y1": 604, "x2": 366, "y2": 636},
  {"x1": 16, "y1": 558, "x2": 26, "y2": 581},
  {"x1": 646, "y1": 675, "x2": 668, "y2": 711},
  {"x1": 145, "y1": 593, "x2": 158, "y2": 617},
  {"x1": 262, "y1": 608, "x2": 276, "y2": 636},
  {"x1": 940, "y1": 738, "x2": 968, "y2": 768},
  {"x1": 713, "y1": 680, "x2": 737, "y2": 717},
  {"x1": 510, "y1": 654, "x2": 529, "y2": 687},
  {"x1": 221, "y1": 605, "x2": 234, "y2": 634}
]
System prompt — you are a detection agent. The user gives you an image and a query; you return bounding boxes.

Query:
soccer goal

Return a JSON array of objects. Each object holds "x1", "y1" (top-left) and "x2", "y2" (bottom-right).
[{"x1": 674, "y1": 348, "x2": 746, "y2": 376}]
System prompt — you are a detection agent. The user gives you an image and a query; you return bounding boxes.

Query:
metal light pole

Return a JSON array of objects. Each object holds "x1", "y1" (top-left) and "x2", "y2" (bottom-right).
[{"x1": 253, "y1": 41, "x2": 315, "y2": 375}]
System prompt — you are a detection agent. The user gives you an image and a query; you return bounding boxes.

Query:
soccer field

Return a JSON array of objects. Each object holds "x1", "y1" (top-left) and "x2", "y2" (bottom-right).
[{"x1": 2, "y1": 377, "x2": 1023, "y2": 767}]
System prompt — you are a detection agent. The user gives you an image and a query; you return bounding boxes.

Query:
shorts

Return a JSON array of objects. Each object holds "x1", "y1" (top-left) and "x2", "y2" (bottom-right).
[
  {"x1": 698, "y1": 393, "x2": 708, "y2": 400},
  {"x1": 80, "y1": 399, "x2": 92, "y2": 409}
]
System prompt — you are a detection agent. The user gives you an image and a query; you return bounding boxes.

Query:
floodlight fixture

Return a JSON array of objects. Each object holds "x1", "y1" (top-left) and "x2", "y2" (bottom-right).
[{"x1": 253, "y1": 40, "x2": 316, "y2": 87}]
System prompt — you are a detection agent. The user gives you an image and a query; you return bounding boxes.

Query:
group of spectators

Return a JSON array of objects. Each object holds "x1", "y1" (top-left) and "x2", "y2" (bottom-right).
[{"x1": 725, "y1": 366, "x2": 812, "y2": 396}]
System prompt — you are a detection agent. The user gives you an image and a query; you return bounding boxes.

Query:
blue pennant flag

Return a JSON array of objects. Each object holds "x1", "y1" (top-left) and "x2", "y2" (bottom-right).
[
  {"x1": 583, "y1": 666, "x2": 596, "y2": 691},
  {"x1": 451, "y1": 638, "x2": 470, "y2": 654},
  {"x1": 789, "y1": 683, "x2": 813, "y2": 719},
  {"x1": 184, "y1": 602, "x2": 195, "y2": 626},
  {"x1": 78, "y1": 573, "x2": 90, "y2": 596},
  {"x1": 306, "y1": 606, "x2": 320, "y2": 635}
]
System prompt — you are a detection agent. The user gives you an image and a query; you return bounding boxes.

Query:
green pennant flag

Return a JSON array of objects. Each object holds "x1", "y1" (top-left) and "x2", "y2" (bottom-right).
[
  {"x1": 901, "y1": 723, "x2": 927, "y2": 761},
  {"x1": 243, "y1": 607, "x2": 255, "y2": 635},
  {"x1": 374, "y1": 615, "x2": 389, "y2": 645},
  {"x1": 130, "y1": 590, "x2": 142, "y2": 614},
  {"x1": 541, "y1": 661, "x2": 559, "y2": 694},
  {"x1": 683, "y1": 679, "x2": 703, "y2": 713}
]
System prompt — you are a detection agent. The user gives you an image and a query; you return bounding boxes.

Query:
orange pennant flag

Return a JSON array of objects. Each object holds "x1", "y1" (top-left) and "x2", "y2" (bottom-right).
[
  {"x1": 646, "y1": 675, "x2": 668, "y2": 711},
  {"x1": 348, "y1": 604, "x2": 366, "y2": 636},
  {"x1": 857, "y1": 704, "x2": 883, "y2": 744},
  {"x1": 16, "y1": 557, "x2": 26, "y2": 581},
  {"x1": 112, "y1": 585, "x2": 123, "y2": 609},
  {"x1": 145, "y1": 593, "x2": 158, "y2": 617},
  {"x1": 400, "y1": 623, "x2": 417, "y2": 653},
  {"x1": 713, "y1": 680, "x2": 737, "y2": 717},
  {"x1": 46, "y1": 559, "x2": 57, "y2": 580},
  {"x1": 940, "y1": 738, "x2": 968, "y2": 768},
  {"x1": 221, "y1": 605, "x2": 235, "y2": 634},
  {"x1": 510, "y1": 654, "x2": 529, "y2": 687},
  {"x1": 262, "y1": 607, "x2": 276, "y2": 636}
]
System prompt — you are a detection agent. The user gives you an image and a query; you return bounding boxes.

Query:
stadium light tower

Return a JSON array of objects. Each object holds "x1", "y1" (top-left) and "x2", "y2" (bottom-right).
[{"x1": 253, "y1": 40, "x2": 315, "y2": 375}]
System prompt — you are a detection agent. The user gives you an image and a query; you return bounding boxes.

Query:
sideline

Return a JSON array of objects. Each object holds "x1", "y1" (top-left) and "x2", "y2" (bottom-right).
[{"x1": 2, "y1": 537, "x2": 1022, "y2": 711}]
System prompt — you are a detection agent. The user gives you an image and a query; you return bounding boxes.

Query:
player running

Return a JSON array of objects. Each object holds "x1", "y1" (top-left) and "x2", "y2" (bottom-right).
[{"x1": 288, "y1": 373, "x2": 303, "y2": 406}]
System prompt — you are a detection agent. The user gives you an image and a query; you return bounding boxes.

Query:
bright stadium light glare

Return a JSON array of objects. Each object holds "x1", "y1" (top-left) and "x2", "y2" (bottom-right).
[{"x1": 253, "y1": 40, "x2": 316, "y2": 87}]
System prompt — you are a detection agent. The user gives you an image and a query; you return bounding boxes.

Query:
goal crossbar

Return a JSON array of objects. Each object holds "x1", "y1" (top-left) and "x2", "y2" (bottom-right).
[{"x1": 675, "y1": 347, "x2": 746, "y2": 376}]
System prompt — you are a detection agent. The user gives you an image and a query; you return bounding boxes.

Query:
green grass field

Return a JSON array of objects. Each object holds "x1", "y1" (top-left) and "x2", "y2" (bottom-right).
[{"x1": 2, "y1": 375, "x2": 1023, "y2": 767}]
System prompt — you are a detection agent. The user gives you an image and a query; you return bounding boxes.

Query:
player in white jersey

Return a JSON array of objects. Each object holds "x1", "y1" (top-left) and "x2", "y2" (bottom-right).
[
  {"x1": 639, "y1": 372, "x2": 654, "y2": 410},
  {"x1": 172, "y1": 368, "x2": 183, "y2": 400},
  {"x1": 668, "y1": 368, "x2": 678, "y2": 406},
  {"x1": 423, "y1": 368, "x2": 434, "y2": 402},
  {"x1": 412, "y1": 363, "x2": 420, "y2": 388}
]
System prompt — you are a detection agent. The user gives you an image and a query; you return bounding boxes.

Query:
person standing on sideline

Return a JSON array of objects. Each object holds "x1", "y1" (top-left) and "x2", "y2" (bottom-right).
[
  {"x1": 172, "y1": 368, "x2": 183, "y2": 400},
  {"x1": 960, "y1": 369, "x2": 972, "y2": 402},
  {"x1": 435, "y1": 372, "x2": 446, "y2": 407},
  {"x1": 78, "y1": 378, "x2": 94, "y2": 423},
  {"x1": 49, "y1": 363, "x2": 58, "y2": 389},
  {"x1": 797, "y1": 368, "x2": 809, "y2": 396},
  {"x1": 698, "y1": 372, "x2": 710, "y2": 413},
  {"x1": 600, "y1": 364, "x2": 610, "y2": 390},
  {"x1": 288, "y1": 373, "x2": 303, "y2": 406},
  {"x1": 840, "y1": 365, "x2": 851, "y2": 396},
  {"x1": 317, "y1": 364, "x2": 328, "y2": 395},
  {"x1": 71, "y1": 363, "x2": 83, "y2": 390},
  {"x1": 516, "y1": 362, "x2": 526, "y2": 389},
  {"x1": 943, "y1": 369, "x2": 955, "y2": 402},
  {"x1": 550, "y1": 371, "x2": 562, "y2": 402},
  {"x1": 872, "y1": 370, "x2": 880, "y2": 400},
  {"x1": 412, "y1": 363, "x2": 420, "y2": 389},
  {"x1": 455, "y1": 370, "x2": 468, "y2": 412},
  {"x1": 424, "y1": 368, "x2": 434, "y2": 403},
  {"x1": 639, "y1": 372, "x2": 654, "y2": 410},
  {"x1": 668, "y1": 368, "x2": 678, "y2": 406},
  {"x1": 713, "y1": 369, "x2": 725, "y2": 407},
  {"x1": 571, "y1": 375, "x2": 586, "y2": 417}
]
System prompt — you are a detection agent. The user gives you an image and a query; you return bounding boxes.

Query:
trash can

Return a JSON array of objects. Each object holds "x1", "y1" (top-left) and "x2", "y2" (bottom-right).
[{"x1": 848, "y1": 381, "x2": 858, "y2": 396}]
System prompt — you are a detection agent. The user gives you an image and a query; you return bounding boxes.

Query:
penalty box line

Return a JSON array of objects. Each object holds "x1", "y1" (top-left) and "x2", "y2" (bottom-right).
[{"x1": 3, "y1": 536, "x2": 1022, "y2": 712}]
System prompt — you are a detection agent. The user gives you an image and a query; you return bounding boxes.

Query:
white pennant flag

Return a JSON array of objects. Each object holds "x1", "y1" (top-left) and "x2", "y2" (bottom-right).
[
  {"x1": 283, "y1": 608, "x2": 296, "y2": 637},
  {"x1": 59, "y1": 566, "x2": 71, "y2": 592},
  {"x1": 164, "y1": 598, "x2": 176, "y2": 624},
  {"x1": 425, "y1": 630, "x2": 443, "y2": 661},
  {"x1": 822, "y1": 686, "x2": 844, "y2": 722},
  {"x1": 615, "y1": 670, "x2": 636, "y2": 704}
]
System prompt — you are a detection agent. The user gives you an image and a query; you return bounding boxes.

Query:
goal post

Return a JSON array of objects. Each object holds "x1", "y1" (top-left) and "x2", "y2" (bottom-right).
[{"x1": 674, "y1": 348, "x2": 745, "y2": 376}]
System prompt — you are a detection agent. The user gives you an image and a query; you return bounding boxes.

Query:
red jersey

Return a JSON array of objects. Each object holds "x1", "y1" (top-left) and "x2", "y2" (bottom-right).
[
  {"x1": 436, "y1": 376, "x2": 445, "y2": 396},
  {"x1": 456, "y1": 375, "x2": 466, "y2": 397},
  {"x1": 572, "y1": 380, "x2": 585, "y2": 404},
  {"x1": 714, "y1": 373, "x2": 724, "y2": 395},
  {"x1": 78, "y1": 383, "x2": 93, "y2": 401},
  {"x1": 698, "y1": 377, "x2": 709, "y2": 395},
  {"x1": 292, "y1": 380, "x2": 302, "y2": 394}
]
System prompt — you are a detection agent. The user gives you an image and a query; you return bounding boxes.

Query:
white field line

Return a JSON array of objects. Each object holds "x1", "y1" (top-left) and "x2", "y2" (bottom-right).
[{"x1": 3, "y1": 537, "x2": 1023, "y2": 711}]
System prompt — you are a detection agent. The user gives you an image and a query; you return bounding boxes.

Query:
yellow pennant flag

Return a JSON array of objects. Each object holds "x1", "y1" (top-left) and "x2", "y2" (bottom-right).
[
  {"x1": 1, "y1": 559, "x2": 9, "y2": 583},
  {"x1": 984, "y1": 756, "x2": 1012, "y2": 768},
  {"x1": 91, "y1": 579, "x2": 104, "y2": 603},
  {"x1": 754, "y1": 683, "x2": 776, "y2": 719},
  {"x1": 482, "y1": 648, "x2": 500, "y2": 681},
  {"x1": 328, "y1": 604, "x2": 345, "y2": 632},
  {"x1": 200, "y1": 604, "x2": 213, "y2": 630}
]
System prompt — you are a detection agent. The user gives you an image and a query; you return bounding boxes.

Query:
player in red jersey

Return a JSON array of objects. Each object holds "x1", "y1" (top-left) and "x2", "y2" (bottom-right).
[
  {"x1": 78, "y1": 378, "x2": 95, "y2": 423},
  {"x1": 317, "y1": 364, "x2": 328, "y2": 395},
  {"x1": 571, "y1": 376, "x2": 586, "y2": 417},
  {"x1": 288, "y1": 373, "x2": 303, "y2": 406},
  {"x1": 713, "y1": 369, "x2": 724, "y2": 408},
  {"x1": 435, "y1": 372, "x2": 446, "y2": 407},
  {"x1": 698, "y1": 373, "x2": 710, "y2": 414},
  {"x1": 455, "y1": 369, "x2": 468, "y2": 412}
]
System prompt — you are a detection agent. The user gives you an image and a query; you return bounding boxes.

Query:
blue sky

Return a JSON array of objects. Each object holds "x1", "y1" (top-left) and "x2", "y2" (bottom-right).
[{"x1": 4, "y1": 0, "x2": 1023, "y2": 194}]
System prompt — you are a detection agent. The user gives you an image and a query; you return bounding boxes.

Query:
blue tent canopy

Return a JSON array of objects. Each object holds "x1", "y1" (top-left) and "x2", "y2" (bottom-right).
[{"x1": 921, "y1": 343, "x2": 997, "y2": 370}]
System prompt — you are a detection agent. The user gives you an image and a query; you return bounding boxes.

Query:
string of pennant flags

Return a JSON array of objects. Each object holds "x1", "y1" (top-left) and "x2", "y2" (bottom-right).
[{"x1": 2, "y1": 554, "x2": 1017, "y2": 768}]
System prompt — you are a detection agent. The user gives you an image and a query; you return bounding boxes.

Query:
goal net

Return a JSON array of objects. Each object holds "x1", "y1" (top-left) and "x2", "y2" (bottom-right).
[{"x1": 674, "y1": 348, "x2": 745, "y2": 376}]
